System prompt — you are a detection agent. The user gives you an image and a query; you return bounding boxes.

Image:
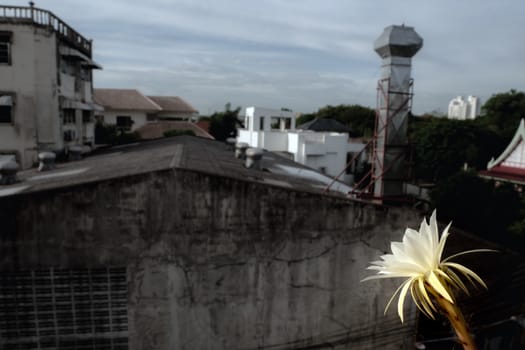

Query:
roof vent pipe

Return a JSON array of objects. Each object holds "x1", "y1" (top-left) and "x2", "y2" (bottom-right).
[
  {"x1": 0, "y1": 161, "x2": 19, "y2": 185},
  {"x1": 226, "y1": 137, "x2": 237, "y2": 150},
  {"x1": 235, "y1": 142, "x2": 249, "y2": 160},
  {"x1": 68, "y1": 145, "x2": 83, "y2": 161},
  {"x1": 38, "y1": 152, "x2": 56, "y2": 171},
  {"x1": 245, "y1": 148, "x2": 263, "y2": 170}
]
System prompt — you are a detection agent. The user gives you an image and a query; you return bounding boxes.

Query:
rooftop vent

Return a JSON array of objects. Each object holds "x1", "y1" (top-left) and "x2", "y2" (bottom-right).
[
  {"x1": 68, "y1": 145, "x2": 83, "y2": 161},
  {"x1": 235, "y1": 142, "x2": 249, "y2": 160},
  {"x1": 0, "y1": 160, "x2": 19, "y2": 185},
  {"x1": 245, "y1": 147, "x2": 263, "y2": 170},
  {"x1": 38, "y1": 151, "x2": 56, "y2": 171},
  {"x1": 226, "y1": 137, "x2": 237, "y2": 150}
]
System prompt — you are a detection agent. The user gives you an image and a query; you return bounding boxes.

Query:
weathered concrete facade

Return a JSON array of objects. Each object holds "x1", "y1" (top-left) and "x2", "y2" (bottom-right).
[
  {"x1": 0, "y1": 5, "x2": 101, "y2": 168},
  {"x1": 0, "y1": 165, "x2": 422, "y2": 349}
]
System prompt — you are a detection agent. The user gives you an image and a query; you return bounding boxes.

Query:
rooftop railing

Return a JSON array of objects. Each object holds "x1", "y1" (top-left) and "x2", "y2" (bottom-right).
[{"x1": 0, "y1": 4, "x2": 92, "y2": 56}]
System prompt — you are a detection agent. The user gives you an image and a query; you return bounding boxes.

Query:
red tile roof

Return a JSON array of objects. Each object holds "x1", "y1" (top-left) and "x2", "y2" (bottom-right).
[
  {"x1": 148, "y1": 96, "x2": 198, "y2": 114},
  {"x1": 135, "y1": 121, "x2": 214, "y2": 140},
  {"x1": 479, "y1": 166, "x2": 525, "y2": 185}
]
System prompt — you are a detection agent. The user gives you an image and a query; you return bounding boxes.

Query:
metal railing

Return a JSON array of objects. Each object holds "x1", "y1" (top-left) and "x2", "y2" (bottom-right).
[{"x1": 0, "y1": 4, "x2": 92, "y2": 56}]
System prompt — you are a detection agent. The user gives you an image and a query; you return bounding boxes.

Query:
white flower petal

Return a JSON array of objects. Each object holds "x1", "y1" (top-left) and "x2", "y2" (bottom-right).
[
  {"x1": 362, "y1": 210, "x2": 490, "y2": 323},
  {"x1": 427, "y1": 270, "x2": 454, "y2": 303},
  {"x1": 397, "y1": 279, "x2": 413, "y2": 323}
]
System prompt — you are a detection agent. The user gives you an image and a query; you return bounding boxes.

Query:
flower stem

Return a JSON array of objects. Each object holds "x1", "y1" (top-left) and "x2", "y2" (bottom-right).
[{"x1": 427, "y1": 285, "x2": 477, "y2": 350}]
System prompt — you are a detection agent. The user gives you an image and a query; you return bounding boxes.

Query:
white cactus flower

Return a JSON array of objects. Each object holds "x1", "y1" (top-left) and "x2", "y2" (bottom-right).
[{"x1": 363, "y1": 210, "x2": 491, "y2": 323}]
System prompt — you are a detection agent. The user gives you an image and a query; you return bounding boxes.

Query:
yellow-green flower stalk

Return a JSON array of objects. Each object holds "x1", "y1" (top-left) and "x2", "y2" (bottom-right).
[{"x1": 362, "y1": 210, "x2": 493, "y2": 350}]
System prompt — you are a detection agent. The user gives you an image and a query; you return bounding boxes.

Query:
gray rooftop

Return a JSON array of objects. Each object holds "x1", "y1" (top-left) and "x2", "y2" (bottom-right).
[
  {"x1": 0, "y1": 137, "x2": 353, "y2": 198},
  {"x1": 296, "y1": 118, "x2": 353, "y2": 134}
]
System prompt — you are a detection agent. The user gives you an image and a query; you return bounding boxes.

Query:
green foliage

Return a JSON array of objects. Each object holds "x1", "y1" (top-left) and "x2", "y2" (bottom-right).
[
  {"x1": 479, "y1": 89, "x2": 525, "y2": 139},
  {"x1": 163, "y1": 129, "x2": 196, "y2": 138},
  {"x1": 208, "y1": 103, "x2": 242, "y2": 141},
  {"x1": 430, "y1": 171, "x2": 523, "y2": 247},
  {"x1": 411, "y1": 117, "x2": 505, "y2": 181},
  {"x1": 296, "y1": 113, "x2": 316, "y2": 126},
  {"x1": 298, "y1": 104, "x2": 375, "y2": 137}
]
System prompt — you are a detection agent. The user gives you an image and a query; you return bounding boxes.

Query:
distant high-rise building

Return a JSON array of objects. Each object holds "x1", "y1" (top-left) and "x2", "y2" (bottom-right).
[{"x1": 448, "y1": 95, "x2": 480, "y2": 120}]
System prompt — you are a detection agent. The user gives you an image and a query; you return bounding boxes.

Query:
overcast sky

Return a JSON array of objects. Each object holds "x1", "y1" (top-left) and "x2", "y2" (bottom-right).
[{"x1": 9, "y1": 0, "x2": 525, "y2": 115}]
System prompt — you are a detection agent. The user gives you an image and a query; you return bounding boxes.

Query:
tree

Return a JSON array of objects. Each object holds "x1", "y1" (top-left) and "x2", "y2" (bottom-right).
[
  {"x1": 430, "y1": 170, "x2": 522, "y2": 248},
  {"x1": 479, "y1": 89, "x2": 525, "y2": 140},
  {"x1": 410, "y1": 117, "x2": 505, "y2": 181},
  {"x1": 296, "y1": 104, "x2": 375, "y2": 137},
  {"x1": 295, "y1": 113, "x2": 316, "y2": 126},
  {"x1": 208, "y1": 103, "x2": 242, "y2": 141}
]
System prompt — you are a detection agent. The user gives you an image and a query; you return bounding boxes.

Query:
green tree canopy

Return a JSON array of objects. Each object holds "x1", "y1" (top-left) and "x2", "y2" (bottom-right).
[
  {"x1": 410, "y1": 117, "x2": 505, "y2": 181},
  {"x1": 430, "y1": 171, "x2": 523, "y2": 248},
  {"x1": 208, "y1": 103, "x2": 242, "y2": 141},
  {"x1": 296, "y1": 104, "x2": 375, "y2": 137},
  {"x1": 479, "y1": 89, "x2": 525, "y2": 139}
]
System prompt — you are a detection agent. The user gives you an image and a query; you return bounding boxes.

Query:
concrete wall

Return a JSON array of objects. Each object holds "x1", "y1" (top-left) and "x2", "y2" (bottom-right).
[
  {"x1": 0, "y1": 169, "x2": 422, "y2": 349},
  {"x1": 0, "y1": 24, "x2": 59, "y2": 167},
  {"x1": 0, "y1": 23, "x2": 97, "y2": 168}
]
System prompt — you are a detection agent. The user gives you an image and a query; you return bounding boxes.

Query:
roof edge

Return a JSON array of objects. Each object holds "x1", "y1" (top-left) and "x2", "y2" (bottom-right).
[{"x1": 487, "y1": 118, "x2": 525, "y2": 169}]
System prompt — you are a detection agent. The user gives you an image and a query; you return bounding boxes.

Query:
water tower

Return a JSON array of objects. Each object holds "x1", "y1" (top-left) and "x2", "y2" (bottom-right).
[{"x1": 372, "y1": 25, "x2": 423, "y2": 200}]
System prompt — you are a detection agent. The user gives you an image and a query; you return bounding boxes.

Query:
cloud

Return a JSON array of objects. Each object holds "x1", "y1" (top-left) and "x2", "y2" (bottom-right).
[{"x1": 7, "y1": 0, "x2": 525, "y2": 114}]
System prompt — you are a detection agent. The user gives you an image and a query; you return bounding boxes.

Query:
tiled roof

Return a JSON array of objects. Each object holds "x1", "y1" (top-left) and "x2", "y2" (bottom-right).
[
  {"x1": 135, "y1": 121, "x2": 214, "y2": 140},
  {"x1": 479, "y1": 119, "x2": 525, "y2": 185},
  {"x1": 148, "y1": 96, "x2": 198, "y2": 114},
  {"x1": 487, "y1": 119, "x2": 525, "y2": 170},
  {"x1": 479, "y1": 166, "x2": 525, "y2": 185},
  {"x1": 196, "y1": 120, "x2": 210, "y2": 132},
  {"x1": 297, "y1": 118, "x2": 353, "y2": 134},
  {"x1": 94, "y1": 89, "x2": 162, "y2": 112}
]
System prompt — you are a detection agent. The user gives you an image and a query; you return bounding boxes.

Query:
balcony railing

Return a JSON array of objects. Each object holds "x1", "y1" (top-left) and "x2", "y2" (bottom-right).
[{"x1": 0, "y1": 4, "x2": 92, "y2": 56}]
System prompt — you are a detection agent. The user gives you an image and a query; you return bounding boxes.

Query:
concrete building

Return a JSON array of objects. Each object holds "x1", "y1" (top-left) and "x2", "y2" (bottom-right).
[
  {"x1": 0, "y1": 135, "x2": 422, "y2": 350},
  {"x1": 0, "y1": 136, "x2": 522, "y2": 349},
  {"x1": 448, "y1": 95, "x2": 480, "y2": 120},
  {"x1": 93, "y1": 89, "x2": 162, "y2": 132},
  {"x1": 0, "y1": 4, "x2": 102, "y2": 168},
  {"x1": 237, "y1": 106, "x2": 366, "y2": 184},
  {"x1": 94, "y1": 89, "x2": 200, "y2": 132}
]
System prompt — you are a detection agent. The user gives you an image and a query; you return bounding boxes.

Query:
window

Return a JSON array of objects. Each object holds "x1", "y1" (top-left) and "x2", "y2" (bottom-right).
[
  {"x1": 82, "y1": 110, "x2": 92, "y2": 123},
  {"x1": 0, "y1": 268, "x2": 128, "y2": 350},
  {"x1": 270, "y1": 117, "x2": 280, "y2": 130},
  {"x1": 63, "y1": 129, "x2": 76, "y2": 142},
  {"x1": 0, "y1": 31, "x2": 12, "y2": 65},
  {"x1": 259, "y1": 116, "x2": 265, "y2": 131},
  {"x1": 63, "y1": 109, "x2": 76, "y2": 124},
  {"x1": 0, "y1": 95, "x2": 13, "y2": 123},
  {"x1": 116, "y1": 116, "x2": 133, "y2": 130}
]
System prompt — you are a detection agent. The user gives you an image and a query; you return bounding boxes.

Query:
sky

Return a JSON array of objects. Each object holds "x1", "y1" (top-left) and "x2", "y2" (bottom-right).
[{"x1": 7, "y1": 0, "x2": 525, "y2": 115}]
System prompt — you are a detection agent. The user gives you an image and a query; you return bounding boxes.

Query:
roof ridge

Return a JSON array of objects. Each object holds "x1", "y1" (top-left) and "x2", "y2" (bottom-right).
[{"x1": 487, "y1": 118, "x2": 525, "y2": 169}]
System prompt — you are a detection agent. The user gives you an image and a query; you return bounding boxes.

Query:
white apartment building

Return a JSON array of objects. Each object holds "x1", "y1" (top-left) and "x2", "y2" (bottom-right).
[
  {"x1": 237, "y1": 107, "x2": 366, "y2": 184},
  {"x1": 448, "y1": 95, "x2": 480, "y2": 120},
  {"x1": 0, "y1": 4, "x2": 101, "y2": 168}
]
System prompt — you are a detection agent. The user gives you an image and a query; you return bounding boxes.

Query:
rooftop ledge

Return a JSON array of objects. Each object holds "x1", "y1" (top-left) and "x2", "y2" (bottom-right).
[{"x1": 0, "y1": 4, "x2": 92, "y2": 56}]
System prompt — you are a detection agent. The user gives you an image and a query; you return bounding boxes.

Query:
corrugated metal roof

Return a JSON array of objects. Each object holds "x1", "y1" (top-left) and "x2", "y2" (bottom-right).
[{"x1": 0, "y1": 137, "x2": 353, "y2": 198}]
